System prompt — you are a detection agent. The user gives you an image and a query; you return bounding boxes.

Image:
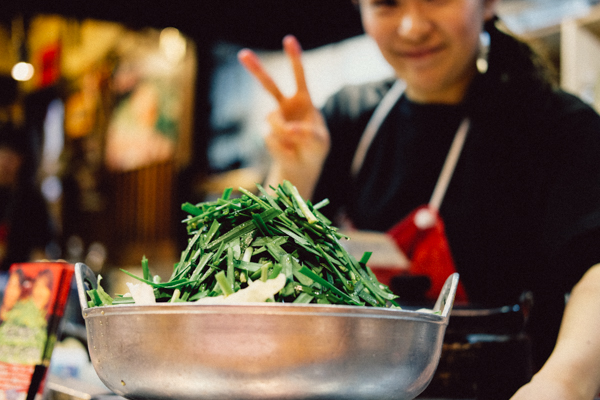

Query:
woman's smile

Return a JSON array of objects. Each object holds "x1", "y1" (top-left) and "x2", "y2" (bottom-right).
[
  {"x1": 359, "y1": 0, "x2": 498, "y2": 103},
  {"x1": 396, "y1": 44, "x2": 445, "y2": 63}
]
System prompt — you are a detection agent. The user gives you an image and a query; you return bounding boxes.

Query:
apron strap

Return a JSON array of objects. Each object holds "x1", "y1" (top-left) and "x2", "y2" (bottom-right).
[
  {"x1": 351, "y1": 80, "x2": 406, "y2": 177},
  {"x1": 428, "y1": 118, "x2": 470, "y2": 211},
  {"x1": 350, "y1": 79, "x2": 470, "y2": 211}
]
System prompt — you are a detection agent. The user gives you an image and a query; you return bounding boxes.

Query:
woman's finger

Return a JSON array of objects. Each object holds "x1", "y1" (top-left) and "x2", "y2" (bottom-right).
[
  {"x1": 283, "y1": 35, "x2": 309, "y2": 95},
  {"x1": 267, "y1": 111, "x2": 322, "y2": 145},
  {"x1": 238, "y1": 48, "x2": 285, "y2": 103}
]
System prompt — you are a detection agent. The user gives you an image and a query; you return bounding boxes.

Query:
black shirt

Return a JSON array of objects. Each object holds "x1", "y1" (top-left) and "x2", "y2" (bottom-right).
[{"x1": 313, "y1": 77, "x2": 600, "y2": 368}]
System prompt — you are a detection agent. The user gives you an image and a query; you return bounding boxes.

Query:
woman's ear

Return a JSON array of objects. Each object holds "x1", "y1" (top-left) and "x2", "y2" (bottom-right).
[{"x1": 483, "y1": 0, "x2": 500, "y2": 21}]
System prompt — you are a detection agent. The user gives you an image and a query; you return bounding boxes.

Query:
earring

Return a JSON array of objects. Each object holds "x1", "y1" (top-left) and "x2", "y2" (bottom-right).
[{"x1": 477, "y1": 30, "x2": 490, "y2": 74}]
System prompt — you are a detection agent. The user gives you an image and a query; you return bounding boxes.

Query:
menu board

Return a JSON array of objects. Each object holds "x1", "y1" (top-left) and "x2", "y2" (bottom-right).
[{"x1": 0, "y1": 262, "x2": 74, "y2": 400}]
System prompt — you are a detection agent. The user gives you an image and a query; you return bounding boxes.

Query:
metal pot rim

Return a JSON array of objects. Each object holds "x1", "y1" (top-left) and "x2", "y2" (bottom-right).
[{"x1": 82, "y1": 301, "x2": 448, "y2": 324}]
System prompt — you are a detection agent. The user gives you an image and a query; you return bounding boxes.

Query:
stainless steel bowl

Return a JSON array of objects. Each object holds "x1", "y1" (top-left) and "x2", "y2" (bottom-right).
[{"x1": 75, "y1": 263, "x2": 458, "y2": 400}]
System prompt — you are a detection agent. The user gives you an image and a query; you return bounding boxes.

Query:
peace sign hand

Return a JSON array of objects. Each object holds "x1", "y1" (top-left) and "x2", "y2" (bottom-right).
[{"x1": 238, "y1": 35, "x2": 330, "y2": 200}]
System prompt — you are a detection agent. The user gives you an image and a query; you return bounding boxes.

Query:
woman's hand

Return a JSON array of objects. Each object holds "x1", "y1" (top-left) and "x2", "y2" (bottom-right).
[{"x1": 238, "y1": 35, "x2": 330, "y2": 200}]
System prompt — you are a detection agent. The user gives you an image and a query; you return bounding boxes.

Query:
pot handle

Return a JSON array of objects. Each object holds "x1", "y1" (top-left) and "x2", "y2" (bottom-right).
[
  {"x1": 75, "y1": 262, "x2": 98, "y2": 311},
  {"x1": 433, "y1": 273, "x2": 459, "y2": 319}
]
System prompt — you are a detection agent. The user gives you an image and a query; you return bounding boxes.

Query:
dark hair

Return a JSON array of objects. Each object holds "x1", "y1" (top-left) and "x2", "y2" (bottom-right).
[
  {"x1": 486, "y1": 17, "x2": 558, "y2": 89},
  {"x1": 463, "y1": 16, "x2": 558, "y2": 121}
]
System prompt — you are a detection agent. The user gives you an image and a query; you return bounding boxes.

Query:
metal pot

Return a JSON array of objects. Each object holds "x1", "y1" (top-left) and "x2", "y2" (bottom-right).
[{"x1": 75, "y1": 263, "x2": 459, "y2": 400}]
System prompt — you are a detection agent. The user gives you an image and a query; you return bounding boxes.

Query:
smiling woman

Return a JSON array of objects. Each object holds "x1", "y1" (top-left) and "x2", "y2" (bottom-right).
[
  {"x1": 236, "y1": 0, "x2": 600, "y2": 398},
  {"x1": 357, "y1": 0, "x2": 498, "y2": 103}
]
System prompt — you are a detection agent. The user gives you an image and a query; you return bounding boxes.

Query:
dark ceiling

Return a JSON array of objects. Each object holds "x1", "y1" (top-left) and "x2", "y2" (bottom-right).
[{"x1": 1, "y1": 0, "x2": 365, "y2": 50}]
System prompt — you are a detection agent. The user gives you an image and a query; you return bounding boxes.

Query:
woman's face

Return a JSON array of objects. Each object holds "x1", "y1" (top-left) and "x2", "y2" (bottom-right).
[{"x1": 358, "y1": 0, "x2": 498, "y2": 104}]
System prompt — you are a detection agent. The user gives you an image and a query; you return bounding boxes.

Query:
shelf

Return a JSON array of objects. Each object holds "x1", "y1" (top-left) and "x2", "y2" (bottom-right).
[
  {"x1": 560, "y1": 3, "x2": 600, "y2": 111},
  {"x1": 574, "y1": 3, "x2": 600, "y2": 35},
  {"x1": 497, "y1": 0, "x2": 596, "y2": 72}
]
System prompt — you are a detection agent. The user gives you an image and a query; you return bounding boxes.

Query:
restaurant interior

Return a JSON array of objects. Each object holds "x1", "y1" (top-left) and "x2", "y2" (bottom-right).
[
  {"x1": 0, "y1": 0, "x2": 598, "y2": 289},
  {"x1": 0, "y1": 0, "x2": 374, "y2": 287},
  {"x1": 0, "y1": 0, "x2": 600, "y2": 398}
]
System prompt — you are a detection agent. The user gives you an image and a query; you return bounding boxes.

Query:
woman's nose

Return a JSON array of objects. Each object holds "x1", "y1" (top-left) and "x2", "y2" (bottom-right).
[{"x1": 397, "y1": 8, "x2": 431, "y2": 41}]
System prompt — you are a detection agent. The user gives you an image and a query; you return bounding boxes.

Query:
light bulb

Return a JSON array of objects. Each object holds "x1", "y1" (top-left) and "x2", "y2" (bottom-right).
[
  {"x1": 160, "y1": 27, "x2": 186, "y2": 64},
  {"x1": 11, "y1": 61, "x2": 34, "y2": 81}
]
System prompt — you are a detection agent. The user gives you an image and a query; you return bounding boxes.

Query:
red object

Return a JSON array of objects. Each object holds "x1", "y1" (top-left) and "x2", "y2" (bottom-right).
[
  {"x1": 387, "y1": 205, "x2": 468, "y2": 304},
  {"x1": 38, "y1": 42, "x2": 61, "y2": 88},
  {"x1": 0, "y1": 262, "x2": 74, "y2": 399}
]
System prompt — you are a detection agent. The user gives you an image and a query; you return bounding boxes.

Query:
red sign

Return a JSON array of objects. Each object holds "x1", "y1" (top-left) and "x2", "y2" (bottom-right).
[{"x1": 0, "y1": 262, "x2": 74, "y2": 400}]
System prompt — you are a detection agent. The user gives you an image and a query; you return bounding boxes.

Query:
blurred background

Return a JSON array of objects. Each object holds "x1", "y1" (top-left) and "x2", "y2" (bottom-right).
[{"x1": 0, "y1": 0, "x2": 598, "y2": 291}]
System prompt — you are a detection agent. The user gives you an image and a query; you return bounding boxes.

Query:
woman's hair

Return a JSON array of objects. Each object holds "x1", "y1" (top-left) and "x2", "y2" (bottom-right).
[
  {"x1": 463, "y1": 15, "x2": 559, "y2": 119},
  {"x1": 485, "y1": 16, "x2": 558, "y2": 89}
]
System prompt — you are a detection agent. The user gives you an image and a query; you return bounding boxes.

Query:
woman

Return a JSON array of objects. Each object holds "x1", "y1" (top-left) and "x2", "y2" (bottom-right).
[{"x1": 238, "y1": 0, "x2": 600, "y2": 399}]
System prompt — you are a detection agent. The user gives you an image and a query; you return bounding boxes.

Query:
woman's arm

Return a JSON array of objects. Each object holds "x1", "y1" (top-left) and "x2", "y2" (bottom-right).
[{"x1": 511, "y1": 263, "x2": 600, "y2": 400}]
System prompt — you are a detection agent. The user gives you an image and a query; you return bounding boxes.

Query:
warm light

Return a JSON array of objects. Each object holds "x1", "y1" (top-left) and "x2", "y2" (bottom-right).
[
  {"x1": 160, "y1": 27, "x2": 187, "y2": 64},
  {"x1": 11, "y1": 61, "x2": 34, "y2": 81}
]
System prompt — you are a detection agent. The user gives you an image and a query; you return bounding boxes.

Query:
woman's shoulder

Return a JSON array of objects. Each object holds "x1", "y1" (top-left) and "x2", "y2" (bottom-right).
[
  {"x1": 473, "y1": 74, "x2": 600, "y2": 137},
  {"x1": 541, "y1": 89, "x2": 600, "y2": 136},
  {"x1": 549, "y1": 89, "x2": 599, "y2": 116},
  {"x1": 514, "y1": 88, "x2": 600, "y2": 170}
]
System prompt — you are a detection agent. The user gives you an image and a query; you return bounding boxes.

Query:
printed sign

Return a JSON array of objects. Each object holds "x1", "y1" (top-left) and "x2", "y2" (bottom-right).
[{"x1": 0, "y1": 262, "x2": 74, "y2": 400}]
